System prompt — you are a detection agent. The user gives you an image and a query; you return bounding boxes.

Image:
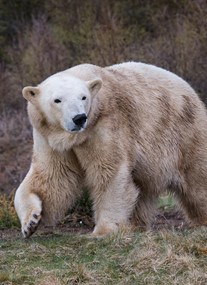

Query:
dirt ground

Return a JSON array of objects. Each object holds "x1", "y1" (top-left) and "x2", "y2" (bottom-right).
[{"x1": 0, "y1": 209, "x2": 189, "y2": 240}]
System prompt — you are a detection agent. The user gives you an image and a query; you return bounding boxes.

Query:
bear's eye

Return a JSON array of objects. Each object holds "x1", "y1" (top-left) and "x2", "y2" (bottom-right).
[
  {"x1": 82, "y1": 96, "x2": 86, "y2": 100},
  {"x1": 54, "y1": 99, "x2": 61, "y2": 103}
]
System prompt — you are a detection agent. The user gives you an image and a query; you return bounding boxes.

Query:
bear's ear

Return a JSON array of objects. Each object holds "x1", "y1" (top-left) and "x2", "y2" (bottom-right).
[
  {"x1": 22, "y1": 86, "x2": 40, "y2": 103},
  {"x1": 86, "y1": 78, "x2": 102, "y2": 96}
]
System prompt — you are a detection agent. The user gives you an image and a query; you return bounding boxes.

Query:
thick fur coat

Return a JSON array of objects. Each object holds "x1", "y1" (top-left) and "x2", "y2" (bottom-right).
[{"x1": 14, "y1": 62, "x2": 207, "y2": 237}]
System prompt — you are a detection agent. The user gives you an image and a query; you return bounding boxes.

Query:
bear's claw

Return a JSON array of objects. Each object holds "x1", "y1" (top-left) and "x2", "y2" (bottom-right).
[{"x1": 22, "y1": 211, "x2": 42, "y2": 238}]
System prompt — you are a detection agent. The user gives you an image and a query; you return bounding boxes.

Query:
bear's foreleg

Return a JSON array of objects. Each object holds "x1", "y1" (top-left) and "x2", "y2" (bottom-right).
[
  {"x1": 14, "y1": 170, "x2": 42, "y2": 238},
  {"x1": 15, "y1": 129, "x2": 83, "y2": 238},
  {"x1": 91, "y1": 163, "x2": 138, "y2": 237}
]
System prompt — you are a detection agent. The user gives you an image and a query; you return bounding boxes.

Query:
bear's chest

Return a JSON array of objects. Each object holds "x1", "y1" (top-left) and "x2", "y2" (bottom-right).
[
  {"x1": 73, "y1": 128, "x2": 124, "y2": 188},
  {"x1": 74, "y1": 130, "x2": 118, "y2": 167}
]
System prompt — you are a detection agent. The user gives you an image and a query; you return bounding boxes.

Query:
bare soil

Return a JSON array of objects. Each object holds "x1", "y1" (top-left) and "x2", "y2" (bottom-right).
[
  {"x1": 152, "y1": 209, "x2": 188, "y2": 230},
  {"x1": 0, "y1": 209, "x2": 189, "y2": 240}
]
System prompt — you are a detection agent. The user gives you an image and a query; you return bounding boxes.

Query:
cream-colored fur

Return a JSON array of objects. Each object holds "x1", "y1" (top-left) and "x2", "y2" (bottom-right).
[
  {"x1": 15, "y1": 128, "x2": 82, "y2": 237},
  {"x1": 15, "y1": 62, "x2": 207, "y2": 237}
]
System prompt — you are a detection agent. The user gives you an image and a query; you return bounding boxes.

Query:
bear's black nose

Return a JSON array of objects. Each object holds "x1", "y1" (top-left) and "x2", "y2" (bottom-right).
[{"x1": 72, "y1": 113, "x2": 87, "y2": 127}]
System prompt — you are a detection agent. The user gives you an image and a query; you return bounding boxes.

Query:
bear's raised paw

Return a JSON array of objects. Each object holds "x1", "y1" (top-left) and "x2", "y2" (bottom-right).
[{"x1": 22, "y1": 211, "x2": 42, "y2": 238}]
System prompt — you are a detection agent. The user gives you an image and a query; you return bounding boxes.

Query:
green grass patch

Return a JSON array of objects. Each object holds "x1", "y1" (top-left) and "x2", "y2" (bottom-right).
[
  {"x1": 0, "y1": 193, "x2": 206, "y2": 284},
  {"x1": 158, "y1": 193, "x2": 176, "y2": 210},
  {"x1": 0, "y1": 228, "x2": 206, "y2": 285}
]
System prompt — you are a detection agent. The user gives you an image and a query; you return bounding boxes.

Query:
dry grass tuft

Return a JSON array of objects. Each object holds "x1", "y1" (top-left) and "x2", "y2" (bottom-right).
[
  {"x1": 38, "y1": 275, "x2": 64, "y2": 285},
  {"x1": 66, "y1": 263, "x2": 99, "y2": 285},
  {"x1": 121, "y1": 230, "x2": 207, "y2": 284},
  {"x1": 0, "y1": 272, "x2": 10, "y2": 282}
]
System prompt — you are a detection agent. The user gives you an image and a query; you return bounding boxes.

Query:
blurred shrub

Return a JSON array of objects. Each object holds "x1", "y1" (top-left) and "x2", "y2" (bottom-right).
[
  {"x1": 0, "y1": 111, "x2": 32, "y2": 193},
  {"x1": 0, "y1": 0, "x2": 44, "y2": 61},
  {"x1": 0, "y1": 192, "x2": 20, "y2": 229},
  {"x1": 0, "y1": 64, "x2": 17, "y2": 111},
  {"x1": 45, "y1": 0, "x2": 131, "y2": 66},
  {"x1": 10, "y1": 15, "x2": 70, "y2": 85},
  {"x1": 0, "y1": 15, "x2": 70, "y2": 112},
  {"x1": 0, "y1": 0, "x2": 206, "y2": 113}
]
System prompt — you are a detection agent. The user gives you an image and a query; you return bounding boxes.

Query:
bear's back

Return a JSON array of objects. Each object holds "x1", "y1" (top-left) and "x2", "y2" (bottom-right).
[
  {"x1": 65, "y1": 61, "x2": 198, "y2": 103},
  {"x1": 107, "y1": 62, "x2": 196, "y2": 97},
  {"x1": 107, "y1": 62, "x2": 206, "y2": 120}
]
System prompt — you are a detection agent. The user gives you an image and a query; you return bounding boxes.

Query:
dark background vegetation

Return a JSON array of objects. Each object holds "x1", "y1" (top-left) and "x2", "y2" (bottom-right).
[{"x1": 0, "y1": 0, "x2": 207, "y2": 195}]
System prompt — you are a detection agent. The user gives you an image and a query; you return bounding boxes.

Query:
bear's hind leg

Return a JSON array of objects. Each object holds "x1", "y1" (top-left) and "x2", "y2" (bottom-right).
[
  {"x1": 172, "y1": 173, "x2": 207, "y2": 226},
  {"x1": 176, "y1": 188, "x2": 207, "y2": 226},
  {"x1": 131, "y1": 193, "x2": 158, "y2": 229}
]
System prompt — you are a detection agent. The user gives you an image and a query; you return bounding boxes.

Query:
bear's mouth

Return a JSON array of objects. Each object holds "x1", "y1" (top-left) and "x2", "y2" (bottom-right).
[
  {"x1": 71, "y1": 126, "x2": 85, "y2": 133},
  {"x1": 62, "y1": 120, "x2": 87, "y2": 133},
  {"x1": 71, "y1": 126, "x2": 81, "y2": 132}
]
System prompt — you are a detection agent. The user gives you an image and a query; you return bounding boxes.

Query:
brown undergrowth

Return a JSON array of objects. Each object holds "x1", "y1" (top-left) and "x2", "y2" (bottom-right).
[
  {"x1": 0, "y1": 191, "x2": 19, "y2": 229},
  {"x1": 0, "y1": 111, "x2": 32, "y2": 194}
]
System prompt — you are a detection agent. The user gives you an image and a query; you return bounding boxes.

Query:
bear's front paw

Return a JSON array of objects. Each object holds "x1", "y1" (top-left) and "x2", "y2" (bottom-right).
[
  {"x1": 22, "y1": 210, "x2": 42, "y2": 238},
  {"x1": 92, "y1": 223, "x2": 119, "y2": 237}
]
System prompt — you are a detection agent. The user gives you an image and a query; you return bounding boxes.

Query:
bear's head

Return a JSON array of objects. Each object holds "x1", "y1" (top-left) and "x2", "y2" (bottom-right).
[{"x1": 22, "y1": 73, "x2": 102, "y2": 133}]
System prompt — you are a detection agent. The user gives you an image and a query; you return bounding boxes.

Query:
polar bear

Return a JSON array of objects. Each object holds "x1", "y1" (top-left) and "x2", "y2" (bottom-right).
[{"x1": 14, "y1": 62, "x2": 207, "y2": 238}]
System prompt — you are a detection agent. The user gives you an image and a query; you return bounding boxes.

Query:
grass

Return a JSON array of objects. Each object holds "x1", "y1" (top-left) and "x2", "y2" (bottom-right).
[
  {"x1": 0, "y1": 227, "x2": 206, "y2": 285},
  {"x1": 0, "y1": 194, "x2": 206, "y2": 284},
  {"x1": 158, "y1": 194, "x2": 176, "y2": 210}
]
